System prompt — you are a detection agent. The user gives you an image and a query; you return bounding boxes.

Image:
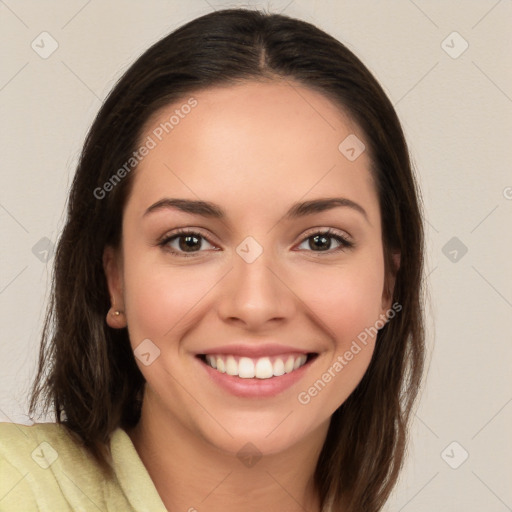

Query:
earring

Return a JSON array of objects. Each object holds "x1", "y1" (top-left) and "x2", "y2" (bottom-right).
[{"x1": 107, "y1": 305, "x2": 126, "y2": 328}]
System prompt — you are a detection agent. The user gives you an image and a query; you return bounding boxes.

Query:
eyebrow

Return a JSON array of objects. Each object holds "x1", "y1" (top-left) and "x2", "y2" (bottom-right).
[{"x1": 143, "y1": 197, "x2": 369, "y2": 223}]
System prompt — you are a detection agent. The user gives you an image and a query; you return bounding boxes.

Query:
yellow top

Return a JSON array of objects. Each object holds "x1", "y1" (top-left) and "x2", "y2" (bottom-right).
[{"x1": 0, "y1": 421, "x2": 168, "y2": 511}]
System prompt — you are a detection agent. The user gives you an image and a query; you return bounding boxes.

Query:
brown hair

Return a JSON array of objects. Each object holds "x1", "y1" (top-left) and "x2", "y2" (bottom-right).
[{"x1": 29, "y1": 8, "x2": 425, "y2": 511}]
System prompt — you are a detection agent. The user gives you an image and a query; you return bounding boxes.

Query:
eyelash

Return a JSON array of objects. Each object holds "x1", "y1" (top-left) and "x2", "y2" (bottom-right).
[{"x1": 158, "y1": 227, "x2": 354, "y2": 258}]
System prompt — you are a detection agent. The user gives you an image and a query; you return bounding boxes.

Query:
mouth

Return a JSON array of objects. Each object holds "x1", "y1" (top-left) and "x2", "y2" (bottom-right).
[{"x1": 196, "y1": 352, "x2": 318, "y2": 379}]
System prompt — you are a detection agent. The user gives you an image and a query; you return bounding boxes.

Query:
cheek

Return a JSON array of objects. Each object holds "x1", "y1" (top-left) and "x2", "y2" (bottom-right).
[
  {"x1": 296, "y1": 255, "x2": 385, "y2": 395},
  {"x1": 293, "y1": 263, "x2": 385, "y2": 413},
  {"x1": 122, "y1": 259, "x2": 216, "y2": 343},
  {"x1": 296, "y1": 257, "x2": 385, "y2": 344}
]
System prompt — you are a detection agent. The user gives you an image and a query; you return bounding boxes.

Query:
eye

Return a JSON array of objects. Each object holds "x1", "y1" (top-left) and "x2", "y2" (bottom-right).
[
  {"x1": 296, "y1": 228, "x2": 354, "y2": 254},
  {"x1": 158, "y1": 229, "x2": 217, "y2": 258},
  {"x1": 158, "y1": 227, "x2": 354, "y2": 259}
]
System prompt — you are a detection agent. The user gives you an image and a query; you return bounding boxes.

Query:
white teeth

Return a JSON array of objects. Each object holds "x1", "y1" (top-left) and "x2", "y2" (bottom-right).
[
  {"x1": 273, "y1": 358, "x2": 285, "y2": 376},
  {"x1": 225, "y1": 356, "x2": 238, "y2": 376},
  {"x1": 284, "y1": 356, "x2": 295, "y2": 373},
  {"x1": 238, "y1": 357, "x2": 255, "y2": 378},
  {"x1": 293, "y1": 355, "x2": 306, "y2": 370},
  {"x1": 255, "y1": 357, "x2": 273, "y2": 379},
  {"x1": 216, "y1": 357, "x2": 226, "y2": 373},
  {"x1": 203, "y1": 353, "x2": 310, "y2": 379}
]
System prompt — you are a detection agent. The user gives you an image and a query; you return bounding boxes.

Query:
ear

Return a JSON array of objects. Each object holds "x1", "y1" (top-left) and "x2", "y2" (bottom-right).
[
  {"x1": 103, "y1": 245, "x2": 127, "y2": 329},
  {"x1": 381, "y1": 251, "x2": 400, "y2": 313}
]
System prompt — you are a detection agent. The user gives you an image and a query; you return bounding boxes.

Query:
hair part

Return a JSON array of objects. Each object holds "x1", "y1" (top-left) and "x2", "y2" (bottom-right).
[{"x1": 29, "y1": 8, "x2": 425, "y2": 511}]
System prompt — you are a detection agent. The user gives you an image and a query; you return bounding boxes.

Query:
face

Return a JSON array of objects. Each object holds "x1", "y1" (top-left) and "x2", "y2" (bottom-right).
[{"x1": 104, "y1": 80, "x2": 396, "y2": 457}]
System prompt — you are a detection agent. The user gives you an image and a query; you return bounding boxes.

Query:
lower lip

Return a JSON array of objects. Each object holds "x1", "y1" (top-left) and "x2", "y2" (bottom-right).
[{"x1": 196, "y1": 355, "x2": 316, "y2": 398}]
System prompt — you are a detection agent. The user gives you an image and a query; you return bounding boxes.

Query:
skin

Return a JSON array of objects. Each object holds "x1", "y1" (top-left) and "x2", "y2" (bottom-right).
[{"x1": 104, "y1": 79, "x2": 398, "y2": 512}]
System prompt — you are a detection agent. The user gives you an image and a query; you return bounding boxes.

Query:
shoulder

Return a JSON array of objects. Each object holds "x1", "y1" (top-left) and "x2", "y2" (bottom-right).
[
  {"x1": 0, "y1": 421, "x2": 89, "y2": 472},
  {"x1": 0, "y1": 420, "x2": 83, "y2": 451},
  {"x1": 0, "y1": 422, "x2": 166, "y2": 511},
  {"x1": 0, "y1": 421, "x2": 130, "y2": 511}
]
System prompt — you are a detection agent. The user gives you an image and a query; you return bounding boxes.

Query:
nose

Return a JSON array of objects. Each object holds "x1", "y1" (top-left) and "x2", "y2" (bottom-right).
[{"x1": 216, "y1": 244, "x2": 297, "y2": 331}]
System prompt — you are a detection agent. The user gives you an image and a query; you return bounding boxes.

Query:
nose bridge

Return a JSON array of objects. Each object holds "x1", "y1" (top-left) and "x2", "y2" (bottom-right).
[{"x1": 217, "y1": 235, "x2": 295, "y2": 327}]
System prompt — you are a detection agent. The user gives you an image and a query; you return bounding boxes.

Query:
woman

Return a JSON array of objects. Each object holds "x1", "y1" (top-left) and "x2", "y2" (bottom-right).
[{"x1": 0, "y1": 7, "x2": 425, "y2": 512}]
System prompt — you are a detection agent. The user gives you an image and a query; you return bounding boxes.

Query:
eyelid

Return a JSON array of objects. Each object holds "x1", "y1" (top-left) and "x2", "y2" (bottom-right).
[
  {"x1": 157, "y1": 227, "x2": 216, "y2": 245},
  {"x1": 299, "y1": 226, "x2": 353, "y2": 243}
]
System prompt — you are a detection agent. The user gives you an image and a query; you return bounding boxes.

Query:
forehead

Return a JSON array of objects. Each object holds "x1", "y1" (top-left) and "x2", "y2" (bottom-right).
[{"x1": 127, "y1": 80, "x2": 378, "y2": 223}]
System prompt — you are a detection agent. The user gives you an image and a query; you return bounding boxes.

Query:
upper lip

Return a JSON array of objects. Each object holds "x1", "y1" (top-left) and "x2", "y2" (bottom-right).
[{"x1": 197, "y1": 343, "x2": 315, "y2": 358}]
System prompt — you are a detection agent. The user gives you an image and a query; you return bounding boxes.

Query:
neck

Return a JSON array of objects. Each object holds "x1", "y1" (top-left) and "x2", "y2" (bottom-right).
[{"x1": 126, "y1": 393, "x2": 328, "y2": 512}]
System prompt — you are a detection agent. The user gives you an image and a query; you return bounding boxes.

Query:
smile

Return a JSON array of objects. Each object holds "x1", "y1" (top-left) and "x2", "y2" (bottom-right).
[{"x1": 199, "y1": 353, "x2": 311, "y2": 379}]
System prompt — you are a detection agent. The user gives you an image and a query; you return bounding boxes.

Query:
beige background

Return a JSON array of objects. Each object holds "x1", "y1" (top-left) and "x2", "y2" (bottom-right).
[{"x1": 1, "y1": 0, "x2": 511, "y2": 510}]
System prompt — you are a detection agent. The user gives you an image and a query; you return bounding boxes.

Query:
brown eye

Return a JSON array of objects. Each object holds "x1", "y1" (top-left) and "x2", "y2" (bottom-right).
[
  {"x1": 296, "y1": 229, "x2": 354, "y2": 253},
  {"x1": 159, "y1": 229, "x2": 217, "y2": 258}
]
